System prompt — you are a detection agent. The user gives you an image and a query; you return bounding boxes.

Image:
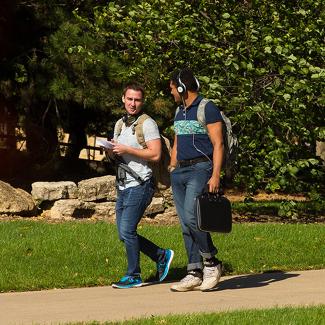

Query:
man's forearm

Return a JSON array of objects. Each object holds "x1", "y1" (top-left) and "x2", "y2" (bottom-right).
[
  {"x1": 212, "y1": 143, "x2": 224, "y2": 179},
  {"x1": 169, "y1": 136, "x2": 178, "y2": 168}
]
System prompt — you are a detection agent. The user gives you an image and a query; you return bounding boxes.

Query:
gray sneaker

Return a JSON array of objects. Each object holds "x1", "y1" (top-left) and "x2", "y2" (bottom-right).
[
  {"x1": 170, "y1": 271, "x2": 202, "y2": 292},
  {"x1": 199, "y1": 263, "x2": 222, "y2": 291}
]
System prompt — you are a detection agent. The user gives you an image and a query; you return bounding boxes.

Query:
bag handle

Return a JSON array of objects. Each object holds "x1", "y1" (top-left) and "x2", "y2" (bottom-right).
[{"x1": 203, "y1": 185, "x2": 224, "y2": 197}]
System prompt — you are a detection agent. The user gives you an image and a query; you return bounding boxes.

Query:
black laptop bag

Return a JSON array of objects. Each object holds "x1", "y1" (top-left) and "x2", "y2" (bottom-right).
[{"x1": 196, "y1": 191, "x2": 232, "y2": 233}]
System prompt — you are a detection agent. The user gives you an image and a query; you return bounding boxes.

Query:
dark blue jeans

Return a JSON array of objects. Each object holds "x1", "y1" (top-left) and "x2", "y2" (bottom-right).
[
  {"x1": 115, "y1": 178, "x2": 164, "y2": 276},
  {"x1": 171, "y1": 161, "x2": 217, "y2": 271}
]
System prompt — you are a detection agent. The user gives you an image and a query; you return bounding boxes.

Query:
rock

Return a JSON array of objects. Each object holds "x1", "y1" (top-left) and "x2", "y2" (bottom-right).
[
  {"x1": 49, "y1": 199, "x2": 116, "y2": 220},
  {"x1": 31, "y1": 181, "x2": 78, "y2": 203},
  {"x1": 50, "y1": 199, "x2": 83, "y2": 220},
  {"x1": 148, "y1": 206, "x2": 178, "y2": 225},
  {"x1": 90, "y1": 202, "x2": 116, "y2": 221},
  {"x1": 77, "y1": 175, "x2": 116, "y2": 202},
  {"x1": 0, "y1": 180, "x2": 36, "y2": 215},
  {"x1": 144, "y1": 197, "x2": 165, "y2": 216}
]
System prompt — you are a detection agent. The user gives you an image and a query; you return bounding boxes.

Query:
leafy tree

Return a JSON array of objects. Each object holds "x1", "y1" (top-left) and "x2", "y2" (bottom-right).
[
  {"x1": 1, "y1": 0, "x2": 324, "y2": 196},
  {"x1": 48, "y1": 0, "x2": 323, "y2": 194}
]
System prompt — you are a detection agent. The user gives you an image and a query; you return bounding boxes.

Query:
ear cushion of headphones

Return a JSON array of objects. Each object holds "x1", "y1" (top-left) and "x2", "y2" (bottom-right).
[
  {"x1": 177, "y1": 85, "x2": 185, "y2": 94},
  {"x1": 177, "y1": 75, "x2": 186, "y2": 94}
]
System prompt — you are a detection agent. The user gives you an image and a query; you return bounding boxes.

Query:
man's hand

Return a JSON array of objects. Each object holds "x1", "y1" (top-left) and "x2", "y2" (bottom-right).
[
  {"x1": 207, "y1": 175, "x2": 220, "y2": 193},
  {"x1": 112, "y1": 143, "x2": 129, "y2": 156}
]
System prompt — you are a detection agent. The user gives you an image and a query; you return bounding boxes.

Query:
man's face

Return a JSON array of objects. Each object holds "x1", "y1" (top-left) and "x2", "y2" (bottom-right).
[
  {"x1": 123, "y1": 89, "x2": 144, "y2": 115},
  {"x1": 170, "y1": 81, "x2": 182, "y2": 103}
]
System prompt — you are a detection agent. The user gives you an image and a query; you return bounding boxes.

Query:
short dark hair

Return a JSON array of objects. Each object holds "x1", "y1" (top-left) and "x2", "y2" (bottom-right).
[
  {"x1": 171, "y1": 68, "x2": 199, "y2": 92},
  {"x1": 123, "y1": 82, "x2": 145, "y2": 98}
]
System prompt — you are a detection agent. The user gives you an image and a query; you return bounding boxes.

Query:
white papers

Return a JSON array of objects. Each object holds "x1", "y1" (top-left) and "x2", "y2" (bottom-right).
[{"x1": 95, "y1": 138, "x2": 114, "y2": 149}]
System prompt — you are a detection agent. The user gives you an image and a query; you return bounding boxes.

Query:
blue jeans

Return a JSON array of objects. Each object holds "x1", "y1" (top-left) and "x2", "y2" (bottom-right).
[
  {"x1": 115, "y1": 178, "x2": 164, "y2": 276},
  {"x1": 171, "y1": 161, "x2": 217, "y2": 271}
]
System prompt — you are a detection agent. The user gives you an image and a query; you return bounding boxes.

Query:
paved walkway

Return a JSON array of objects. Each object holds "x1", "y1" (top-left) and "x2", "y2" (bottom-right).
[{"x1": 1, "y1": 269, "x2": 324, "y2": 325}]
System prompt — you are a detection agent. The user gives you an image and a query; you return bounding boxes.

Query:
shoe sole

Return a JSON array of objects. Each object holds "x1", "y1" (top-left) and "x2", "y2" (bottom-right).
[
  {"x1": 112, "y1": 283, "x2": 142, "y2": 289},
  {"x1": 170, "y1": 282, "x2": 202, "y2": 292},
  {"x1": 159, "y1": 250, "x2": 174, "y2": 282},
  {"x1": 170, "y1": 285, "x2": 201, "y2": 292}
]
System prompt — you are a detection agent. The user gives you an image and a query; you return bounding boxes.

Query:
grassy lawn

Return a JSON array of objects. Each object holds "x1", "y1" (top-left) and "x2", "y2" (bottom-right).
[
  {"x1": 66, "y1": 305, "x2": 325, "y2": 324},
  {"x1": 0, "y1": 220, "x2": 324, "y2": 292}
]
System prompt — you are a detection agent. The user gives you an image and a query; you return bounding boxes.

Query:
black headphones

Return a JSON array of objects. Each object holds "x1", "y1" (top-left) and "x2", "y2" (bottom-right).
[
  {"x1": 122, "y1": 114, "x2": 136, "y2": 126},
  {"x1": 177, "y1": 71, "x2": 200, "y2": 95}
]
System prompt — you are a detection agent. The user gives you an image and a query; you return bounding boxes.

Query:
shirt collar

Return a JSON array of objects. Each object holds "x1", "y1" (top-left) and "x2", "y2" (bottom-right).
[{"x1": 181, "y1": 94, "x2": 203, "y2": 111}]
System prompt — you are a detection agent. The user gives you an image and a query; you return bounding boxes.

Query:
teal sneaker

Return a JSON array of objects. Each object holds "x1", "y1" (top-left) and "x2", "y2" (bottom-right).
[
  {"x1": 112, "y1": 275, "x2": 142, "y2": 289},
  {"x1": 157, "y1": 249, "x2": 174, "y2": 282}
]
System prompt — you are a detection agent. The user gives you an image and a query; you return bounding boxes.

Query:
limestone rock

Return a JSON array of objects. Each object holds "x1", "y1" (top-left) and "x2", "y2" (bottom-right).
[
  {"x1": 49, "y1": 199, "x2": 115, "y2": 220},
  {"x1": 0, "y1": 180, "x2": 36, "y2": 215},
  {"x1": 144, "y1": 197, "x2": 165, "y2": 216},
  {"x1": 77, "y1": 175, "x2": 116, "y2": 202},
  {"x1": 31, "y1": 181, "x2": 78, "y2": 202}
]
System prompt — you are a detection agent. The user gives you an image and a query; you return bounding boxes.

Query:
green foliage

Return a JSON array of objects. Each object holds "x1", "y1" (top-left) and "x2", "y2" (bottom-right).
[
  {"x1": 2, "y1": 0, "x2": 325, "y2": 193},
  {"x1": 232, "y1": 199, "x2": 325, "y2": 219},
  {"x1": 50, "y1": 0, "x2": 323, "y2": 193}
]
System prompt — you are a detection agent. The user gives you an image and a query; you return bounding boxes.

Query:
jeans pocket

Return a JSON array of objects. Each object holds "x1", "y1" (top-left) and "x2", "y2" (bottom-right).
[{"x1": 145, "y1": 182, "x2": 155, "y2": 206}]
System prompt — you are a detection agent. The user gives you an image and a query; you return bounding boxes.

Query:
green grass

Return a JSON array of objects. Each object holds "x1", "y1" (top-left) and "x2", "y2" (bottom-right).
[
  {"x1": 68, "y1": 305, "x2": 325, "y2": 325},
  {"x1": 0, "y1": 220, "x2": 324, "y2": 292}
]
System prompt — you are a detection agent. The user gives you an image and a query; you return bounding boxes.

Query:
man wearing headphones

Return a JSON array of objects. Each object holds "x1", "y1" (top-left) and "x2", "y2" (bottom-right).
[
  {"x1": 109, "y1": 82, "x2": 174, "y2": 289},
  {"x1": 169, "y1": 68, "x2": 224, "y2": 292}
]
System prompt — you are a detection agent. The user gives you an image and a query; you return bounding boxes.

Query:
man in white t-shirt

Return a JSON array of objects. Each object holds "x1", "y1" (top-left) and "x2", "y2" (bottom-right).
[{"x1": 109, "y1": 82, "x2": 174, "y2": 289}]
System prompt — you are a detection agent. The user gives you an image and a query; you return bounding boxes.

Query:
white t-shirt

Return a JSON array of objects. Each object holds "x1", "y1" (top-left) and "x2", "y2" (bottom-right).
[{"x1": 113, "y1": 116, "x2": 160, "y2": 189}]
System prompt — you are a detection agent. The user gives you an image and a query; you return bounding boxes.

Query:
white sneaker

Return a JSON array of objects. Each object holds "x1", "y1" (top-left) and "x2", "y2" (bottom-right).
[
  {"x1": 170, "y1": 272, "x2": 202, "y2": 292},
  {"x1": 199, "y1": 263, "x2": 222, "y2": 291}
]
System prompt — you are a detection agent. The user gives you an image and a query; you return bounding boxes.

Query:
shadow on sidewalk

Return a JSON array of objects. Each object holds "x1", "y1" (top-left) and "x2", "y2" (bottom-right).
[
  {"x1": 215, "y1": 271, "x2": 300, "y2": 291},
  {"x1": 145, "y1": 268, "x2": 300, "y2": 291}
]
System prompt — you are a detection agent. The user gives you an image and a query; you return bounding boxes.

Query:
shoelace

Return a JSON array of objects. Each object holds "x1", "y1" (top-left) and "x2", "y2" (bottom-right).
[
  {"x1": 203, "y1": 266, "x2": 219, "y2": 280},
  {"x1": 181, "y1": 274, "x2": 194, "y2": 282},
  {"x1": 158, "y1": 259, "x2": 166, "y2": 270}
]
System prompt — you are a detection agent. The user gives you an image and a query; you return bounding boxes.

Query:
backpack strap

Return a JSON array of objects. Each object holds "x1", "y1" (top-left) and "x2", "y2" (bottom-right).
[
  {"x1": 115, "y1": 118, "x2": 124, "y2": 138},
  {"x1": 197, "y1": 98, "x2": 211, "y2": 133},
  {"x1": 133, "y1": 113, "x2": 150, "y2": 149},
  {"x1": 115, "y1": 114, "x2": 150, "y2": 148},
  {"x1": 117, "y1": 161, "x2": 145, "y2": 184}
]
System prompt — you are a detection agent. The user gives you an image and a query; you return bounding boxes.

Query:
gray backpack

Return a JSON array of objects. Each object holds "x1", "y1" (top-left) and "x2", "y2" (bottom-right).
[{"x1": 176, "y1": 98, "x2": 238, "y2": 178}]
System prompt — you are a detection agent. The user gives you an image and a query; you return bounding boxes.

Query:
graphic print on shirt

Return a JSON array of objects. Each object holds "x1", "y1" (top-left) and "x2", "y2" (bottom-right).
[{"x1": 174, "y1": 120, "x2": 208, "y2": 135}]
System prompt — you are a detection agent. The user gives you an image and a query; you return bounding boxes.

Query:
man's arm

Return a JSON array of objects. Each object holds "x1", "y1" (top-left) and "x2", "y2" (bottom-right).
[
  {"x1": 112, "y1": 138, "x2": 161, "y2": 162},
  {"x1": 169, "y1": 135, "x2": 178, "y2": 172},
  {"x1": 206, "y1": 121, "x2": 224, "y2": 193}
]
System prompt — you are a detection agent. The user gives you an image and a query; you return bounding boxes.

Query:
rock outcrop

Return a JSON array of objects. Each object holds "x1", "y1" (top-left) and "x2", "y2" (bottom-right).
[
  {"x1": 0, "y1": 175, "x2": 176, "y2": 222},
  {"x1": 0, "y1": 180, "x2": 36, "y2": 215}
]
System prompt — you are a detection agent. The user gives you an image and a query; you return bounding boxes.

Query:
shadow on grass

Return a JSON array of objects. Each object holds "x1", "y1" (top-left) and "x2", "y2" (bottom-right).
[{"x1": 211, "y1": 271, "x2": 300, "y2": 292}]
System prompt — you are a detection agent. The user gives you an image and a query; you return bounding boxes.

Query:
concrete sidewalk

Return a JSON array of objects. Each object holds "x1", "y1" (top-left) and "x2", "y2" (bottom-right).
[{"x1": 1, "y1": 269, "x2": 324, "y2": 325}]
